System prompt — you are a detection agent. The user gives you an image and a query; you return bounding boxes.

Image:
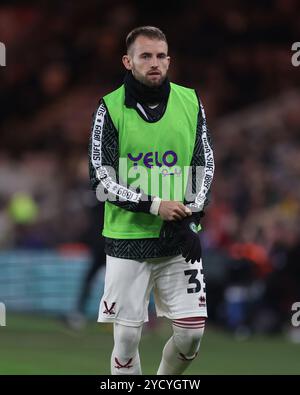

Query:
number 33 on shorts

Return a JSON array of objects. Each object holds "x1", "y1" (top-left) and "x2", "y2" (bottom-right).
[{"x1": 184, "y1": 268, "x2": 207, "y2": 309}]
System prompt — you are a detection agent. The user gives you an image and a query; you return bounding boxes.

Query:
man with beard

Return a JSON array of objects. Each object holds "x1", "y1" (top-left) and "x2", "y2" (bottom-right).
[{"x1": 89, "y1": 26, "x2": 214, "y2": 375}]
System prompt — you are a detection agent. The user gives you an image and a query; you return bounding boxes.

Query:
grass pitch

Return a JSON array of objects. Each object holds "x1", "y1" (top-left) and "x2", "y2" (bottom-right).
[{"x1": 0, "y1": 313, "x2": 299, "y2": 375}]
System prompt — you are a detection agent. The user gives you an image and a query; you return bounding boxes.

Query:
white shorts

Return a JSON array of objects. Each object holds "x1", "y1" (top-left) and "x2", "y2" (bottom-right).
[{"x1": 98, "y1": 254, "x2": 207, "y2": 327}]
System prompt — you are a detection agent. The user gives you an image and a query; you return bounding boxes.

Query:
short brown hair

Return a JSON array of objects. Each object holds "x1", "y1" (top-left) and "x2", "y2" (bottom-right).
[{"x1": 126, "y1": 26, "x2": 167, "y2": 52}]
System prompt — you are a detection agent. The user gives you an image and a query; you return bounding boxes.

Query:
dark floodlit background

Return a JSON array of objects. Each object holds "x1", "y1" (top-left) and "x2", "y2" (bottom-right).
[{"x1": 0, "y1": 0, "x2": 300, "y2": 374}]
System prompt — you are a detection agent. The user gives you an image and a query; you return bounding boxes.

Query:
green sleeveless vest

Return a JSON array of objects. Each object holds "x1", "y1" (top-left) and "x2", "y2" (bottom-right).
[{"x1": 102, "y1": 82, "x2": 198, "y2": 239}]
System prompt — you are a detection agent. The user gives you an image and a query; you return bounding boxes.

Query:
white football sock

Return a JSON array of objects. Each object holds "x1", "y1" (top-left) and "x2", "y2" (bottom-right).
[
  {"x1": 111, "y1": 323, "x2": 143, "y2": 375},
  {"x1": 157, "y1": 317, "x2": 206, "y2": 375}
]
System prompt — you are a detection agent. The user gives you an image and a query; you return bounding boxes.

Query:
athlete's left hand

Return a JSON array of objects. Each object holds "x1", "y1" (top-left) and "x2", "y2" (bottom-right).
[
  {"x1": 160, "y1": 215, "x2": 202, "y2": 264},
  {"x1": 177, "y1": 216, "x2": 202, "y2": 264}
]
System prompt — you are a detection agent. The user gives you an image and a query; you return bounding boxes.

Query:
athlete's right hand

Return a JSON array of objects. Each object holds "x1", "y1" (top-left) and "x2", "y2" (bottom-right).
[{"x1": 158, "y1": 201, "x2": 192, "y2": 221}]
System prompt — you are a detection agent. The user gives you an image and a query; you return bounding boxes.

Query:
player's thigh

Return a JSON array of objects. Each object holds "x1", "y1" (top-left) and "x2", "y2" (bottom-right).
[
  {"x1": 153, "y1": 255, "x2": 207, "y2": 319},
  {"x1": 99, "y1": 256, "x2": 152, "y2": 324}
]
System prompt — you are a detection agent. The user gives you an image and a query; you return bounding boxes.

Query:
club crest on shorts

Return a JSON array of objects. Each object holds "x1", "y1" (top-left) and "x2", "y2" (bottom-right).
[
  {"x1": 103, "y1": 301, "x2": 116, "y2": 315},
  {"x1": 199, "y1": 295, "x2": 206, "y2": 307}
]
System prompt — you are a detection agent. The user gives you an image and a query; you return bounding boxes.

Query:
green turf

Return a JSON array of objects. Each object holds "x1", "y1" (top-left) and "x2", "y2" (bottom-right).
[{"x1": 0, "y1": 313, "x2": 299, "y2": 374}]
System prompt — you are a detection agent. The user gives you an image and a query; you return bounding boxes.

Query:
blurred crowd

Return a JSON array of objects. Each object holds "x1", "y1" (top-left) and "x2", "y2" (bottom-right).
[
  {"x1": 0, "y1": 0, "x2": 300, "y2": 336},
  {"x1": 204, "y1": 93, "x2": 300, "y2": 337},
  {"x1": 1, "y1": 0, "x2": 300, "y2": 127}
]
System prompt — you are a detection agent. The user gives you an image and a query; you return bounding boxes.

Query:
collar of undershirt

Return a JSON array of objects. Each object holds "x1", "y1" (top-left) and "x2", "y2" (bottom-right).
[
  {"x1": 136, "y1": 101, "x2": 166, "y2": 121},
  {"x1": 124, "y1": 71, "x2": 170, "y2": 108}
]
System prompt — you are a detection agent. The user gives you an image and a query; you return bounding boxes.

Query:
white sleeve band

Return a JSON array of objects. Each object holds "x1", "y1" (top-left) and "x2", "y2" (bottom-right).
[
  {"x1": 91, "y1": 102, "x2": 141, "y2": 203},
  {"x1": 150, "y1": 197, "x2": 162, "y2": 216}
]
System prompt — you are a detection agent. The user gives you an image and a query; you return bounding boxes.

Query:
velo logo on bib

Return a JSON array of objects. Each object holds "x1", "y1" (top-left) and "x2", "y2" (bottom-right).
[
  {"x1": 128, "y1": 150, "x2": 177, "y2": 169},
  {"x1": 127, "y1": 150, "x2": 181, "y2": 177}
]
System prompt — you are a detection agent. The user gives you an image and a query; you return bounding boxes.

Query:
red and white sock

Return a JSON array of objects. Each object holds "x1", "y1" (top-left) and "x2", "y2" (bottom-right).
[{"x1": 157, "y1": 317, "x2": 206, "y2": 375}]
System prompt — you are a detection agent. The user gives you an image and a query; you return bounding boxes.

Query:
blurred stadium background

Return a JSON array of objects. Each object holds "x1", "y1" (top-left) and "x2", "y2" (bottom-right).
[{"x1": 0, "y1": 0, "x2": 300, "y2": 374}]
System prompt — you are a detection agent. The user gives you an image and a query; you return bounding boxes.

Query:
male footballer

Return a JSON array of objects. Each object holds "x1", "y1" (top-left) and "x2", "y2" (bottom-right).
[{"x1": 89, "y1": 26, "x2": 214, "y2": 375}]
